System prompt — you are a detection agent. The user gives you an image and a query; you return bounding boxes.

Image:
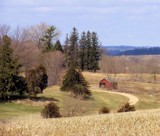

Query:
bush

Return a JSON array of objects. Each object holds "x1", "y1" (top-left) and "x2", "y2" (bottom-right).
[
  {"x1": 41, "y1": 102, "x2": 61, "y2": 118},
  {"x1": 99, "y1": 106, "x2": 110, "y2": 114},
  {"x1": 117, "y1": 102, "x2": 136, "y2": 113}
]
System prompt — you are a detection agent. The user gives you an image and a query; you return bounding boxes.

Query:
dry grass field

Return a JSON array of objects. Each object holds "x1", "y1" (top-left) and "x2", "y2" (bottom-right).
[
  {"x1": 83, "y1": 72, "x2": 160, "y2": 110},
  {"x1": 1, "y1": 110, "x2": 160, "y2": 136}
]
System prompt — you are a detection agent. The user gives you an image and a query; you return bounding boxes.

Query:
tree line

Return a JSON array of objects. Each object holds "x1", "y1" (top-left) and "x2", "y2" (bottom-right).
[
  {"x1": 64, "y1": 27, "x2": 102, "y2": 72},
  {"x1": 0, "y1": 36, "x2": 48, "y2": 101},
  {"x1": 0, "y1": 24, "x2": 102, "y2": 101}
]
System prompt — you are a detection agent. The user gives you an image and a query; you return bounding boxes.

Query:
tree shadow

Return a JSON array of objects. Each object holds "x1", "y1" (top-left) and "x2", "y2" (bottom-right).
[
  {"x1": 29, "y1": 96, "x2": 59, "y2": 102},
  {"x1": 0, "y1": 95, "x2": 59, "y2": 103}
]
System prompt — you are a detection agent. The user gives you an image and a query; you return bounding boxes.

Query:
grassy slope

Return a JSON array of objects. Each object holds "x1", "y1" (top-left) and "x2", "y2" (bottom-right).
[
  {"x1": 1, "y1": 110, "x2": 160, "y2": 136},
  {"x1": 0, "y1": 86, "x2": 128, "y2": 119},
  {"x1": 39, "y1": 86, "x2": 128, "y2": 114},
  {"x1": 0, "y1": 103, "x2": 42, "y2": 120}
]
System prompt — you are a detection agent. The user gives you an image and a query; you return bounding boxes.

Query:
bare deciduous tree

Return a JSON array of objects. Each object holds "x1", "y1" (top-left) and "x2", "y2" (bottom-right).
[
  {"x1": 17, "y1": 41, "x2": 41, "y2": 76},
  {"x1": 26, "y1": 23, "x2": 60, "y2": 49},
  {"x1": 41, "y1": 51, "x2": 64, "y2": 86},
  {"x1": 0, "y1": 24, "x2": 11, "y2": 37}
]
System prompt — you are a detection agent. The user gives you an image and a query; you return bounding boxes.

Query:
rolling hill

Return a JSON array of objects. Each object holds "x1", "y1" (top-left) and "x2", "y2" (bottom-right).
[{"x1": 103, "y1": 46, "x2": 160, "y2": 56}]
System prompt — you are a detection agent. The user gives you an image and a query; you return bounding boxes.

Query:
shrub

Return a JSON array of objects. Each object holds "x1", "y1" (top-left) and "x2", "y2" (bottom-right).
[
  {"x1": 117, "y1": 102, "x2": 136, "y2": 113},
  {"x1": 99, "y1": 106, "x2": 110, "y2": 114},
  {"x1": 41, "y1": 102, "x2": 61, "y2": 118}
]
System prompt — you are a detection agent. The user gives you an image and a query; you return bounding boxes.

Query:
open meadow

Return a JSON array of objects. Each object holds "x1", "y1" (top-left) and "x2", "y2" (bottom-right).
[{"x1": 0, "y1": 85, "x2": 128, "y2": 120}]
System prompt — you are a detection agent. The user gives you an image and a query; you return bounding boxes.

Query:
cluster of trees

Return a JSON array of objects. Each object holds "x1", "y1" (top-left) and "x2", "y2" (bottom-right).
[
  {"x1": 0, "y1": 36, "x2": 26, "y2": 101},
  {"x1": 0, "y1": 24, "x2": 64, "y2": 87},
  {"x1": 60, "y1": 28, "x2": 102, "y2": 99},
  {"x1": 0, "y1": 24, "x2": 65, "y2": 101},
  {"x1": 64, "y1": 28, "x2": 102, "y2": 72},
  {"x1": 0, "y1": 24, "x2": 102, "y2": 101},
  {"x1": 0, "y1": 36, "x2": 48, "y2": 101},
  {"x1": 100, "y1": 55, "x2": 160, "y2": 74}
]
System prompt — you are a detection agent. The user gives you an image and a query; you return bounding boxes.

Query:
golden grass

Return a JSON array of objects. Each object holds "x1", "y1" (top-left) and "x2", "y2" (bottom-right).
[{"x1": 1, "y1": 110, "x2": 160, "y2": 136}]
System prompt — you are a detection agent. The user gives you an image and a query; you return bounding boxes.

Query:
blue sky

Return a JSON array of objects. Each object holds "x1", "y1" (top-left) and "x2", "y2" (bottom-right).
[{"x1": 1, "y1": 0, "x2": 160, "y2": 46}]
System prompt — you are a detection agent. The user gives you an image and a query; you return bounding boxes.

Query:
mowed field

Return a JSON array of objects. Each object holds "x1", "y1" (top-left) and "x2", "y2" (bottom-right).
[{"x1": 0, "y1": 86, "x2": 128, "y2": 120}]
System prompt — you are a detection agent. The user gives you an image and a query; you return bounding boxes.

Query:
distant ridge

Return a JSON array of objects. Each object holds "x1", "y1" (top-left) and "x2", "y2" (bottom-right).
[
  {"x1": 117, "y1": 47, "x2": 160, "y2": 56},
  {"x1": 102, "y1": 46, "x2": 160, "y2": 56},
  {"x1": 102, "y1": 45, "x2": 138, "y2": 55}
]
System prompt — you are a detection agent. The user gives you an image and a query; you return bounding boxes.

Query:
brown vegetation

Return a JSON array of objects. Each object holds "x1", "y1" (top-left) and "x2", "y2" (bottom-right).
[{"x1": 41, "y1": 51, "x2": 64, "y2": 86}]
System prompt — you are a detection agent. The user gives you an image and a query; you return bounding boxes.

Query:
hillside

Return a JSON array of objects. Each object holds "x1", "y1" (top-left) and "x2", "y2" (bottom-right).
[
  {"x1": 1, "y1": 110, "x2": 160, "y2": 136},
  {"x1": 103, "y1": 46, "x2": 160, "y2": 56},
  {"x1": 0, "y1": 85, "x2": 129, "y2": 120},
  {"x1": 118, "y1": 47, "x2": 160, "y2": 56},
  {"x1": 102, "y1": 45, "x2": 136, "y2": 55},
  {"x1": 1, "y1": 72, "x2": 160, "y2": 135}
]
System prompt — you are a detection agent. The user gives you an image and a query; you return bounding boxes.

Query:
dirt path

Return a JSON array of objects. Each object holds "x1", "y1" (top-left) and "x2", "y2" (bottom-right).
[
  {"x1": 93, "y1": 89, "x2": 139, "y2": 105},
  {"x1": 108, "y1": 91, "x2": 139, "y2": 105}
]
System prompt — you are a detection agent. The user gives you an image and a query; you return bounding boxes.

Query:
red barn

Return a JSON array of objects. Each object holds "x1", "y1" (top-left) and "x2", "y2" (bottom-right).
[{"x1": 99, "y1": 78, "x2": 118, "y2": 90}]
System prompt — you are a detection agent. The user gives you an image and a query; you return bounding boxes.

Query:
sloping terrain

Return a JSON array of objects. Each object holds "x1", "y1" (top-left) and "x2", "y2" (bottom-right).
[{"x1": 1, "y1": 109, "x2": 160, "y2": 136}]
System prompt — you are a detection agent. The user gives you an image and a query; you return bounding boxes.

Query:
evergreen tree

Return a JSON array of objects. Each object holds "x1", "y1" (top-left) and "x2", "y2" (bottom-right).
[
  {"x1": 64, "y1": 28, "x2": 102, "y2": 72},
  {"x1": 63, "y1": 34, "x2": 70, "y2": 66},
  {"x1": 0, "y1": 36, "x2": 26, "y2": 101},
  {"x1": 85, "y1": 31, "x2": 92, "y2": 70},
  {"x1": 41, "y1": 26, "x2": 57, "y2": 52},
  {"x1": 54, "y1": 40, "x2": 63, "y2": 52},
  {"x1": 61, "y1": 62, "x2": 91, "y2": 99},
  {"x1": 65, "y1": 27, "x2": 79, "y2": 67},
  {"x1": 79, "y1": 31, "x2": 87, "y2": 71},
  {"x1": 90, "y1": 32, "x2": 102, "y2": 72}
]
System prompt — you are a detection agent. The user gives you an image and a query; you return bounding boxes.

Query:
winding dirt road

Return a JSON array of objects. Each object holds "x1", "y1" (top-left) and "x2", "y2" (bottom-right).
[
  {"x1": 94, "y1": 89, "x2": 139, "y2": 105},
  {"x1": 108, "y1": 91, "x2": 139, "y2": 105}
]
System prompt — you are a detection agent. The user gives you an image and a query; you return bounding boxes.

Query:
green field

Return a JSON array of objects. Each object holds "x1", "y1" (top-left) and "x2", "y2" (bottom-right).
[
  {"x1": 0, "y1": 103, "x2": 42, "y2": 120},
  {"x1": 0, "y1": 86, "x2": 128, "y2": 120}
]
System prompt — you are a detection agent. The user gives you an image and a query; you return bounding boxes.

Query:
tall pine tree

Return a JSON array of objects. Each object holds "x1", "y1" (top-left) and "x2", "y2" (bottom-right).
[
  {"x1": 63, "y1": 34, "x2": 70, "y2": 67},
  {"x1": 64, "y1": 27, "x2": 79, "y2": 67},
  {"x1": 79, "y1": 31, "x2": 87, "y2": 71},
  {"x1": 41, "y1": 26, "x2": 58, "y2": 52},
  {"x1": 85, "y1": 31, "x2": 92, "y2": 70},
  {"x1": 79, "y1": 31, "x2": 102, "y2": 72},
  {"x1": 90, "y1": 32, "x2": 102, "y2": 72},
  {"x1": 0, "y1": 36, "x2": 26, "y2": 101}
]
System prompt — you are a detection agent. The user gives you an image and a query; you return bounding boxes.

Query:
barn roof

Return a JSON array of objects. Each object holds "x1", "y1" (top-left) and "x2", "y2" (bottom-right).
[{"x1": 99, "y1": 78, "x2": 116, "y2": 83}]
